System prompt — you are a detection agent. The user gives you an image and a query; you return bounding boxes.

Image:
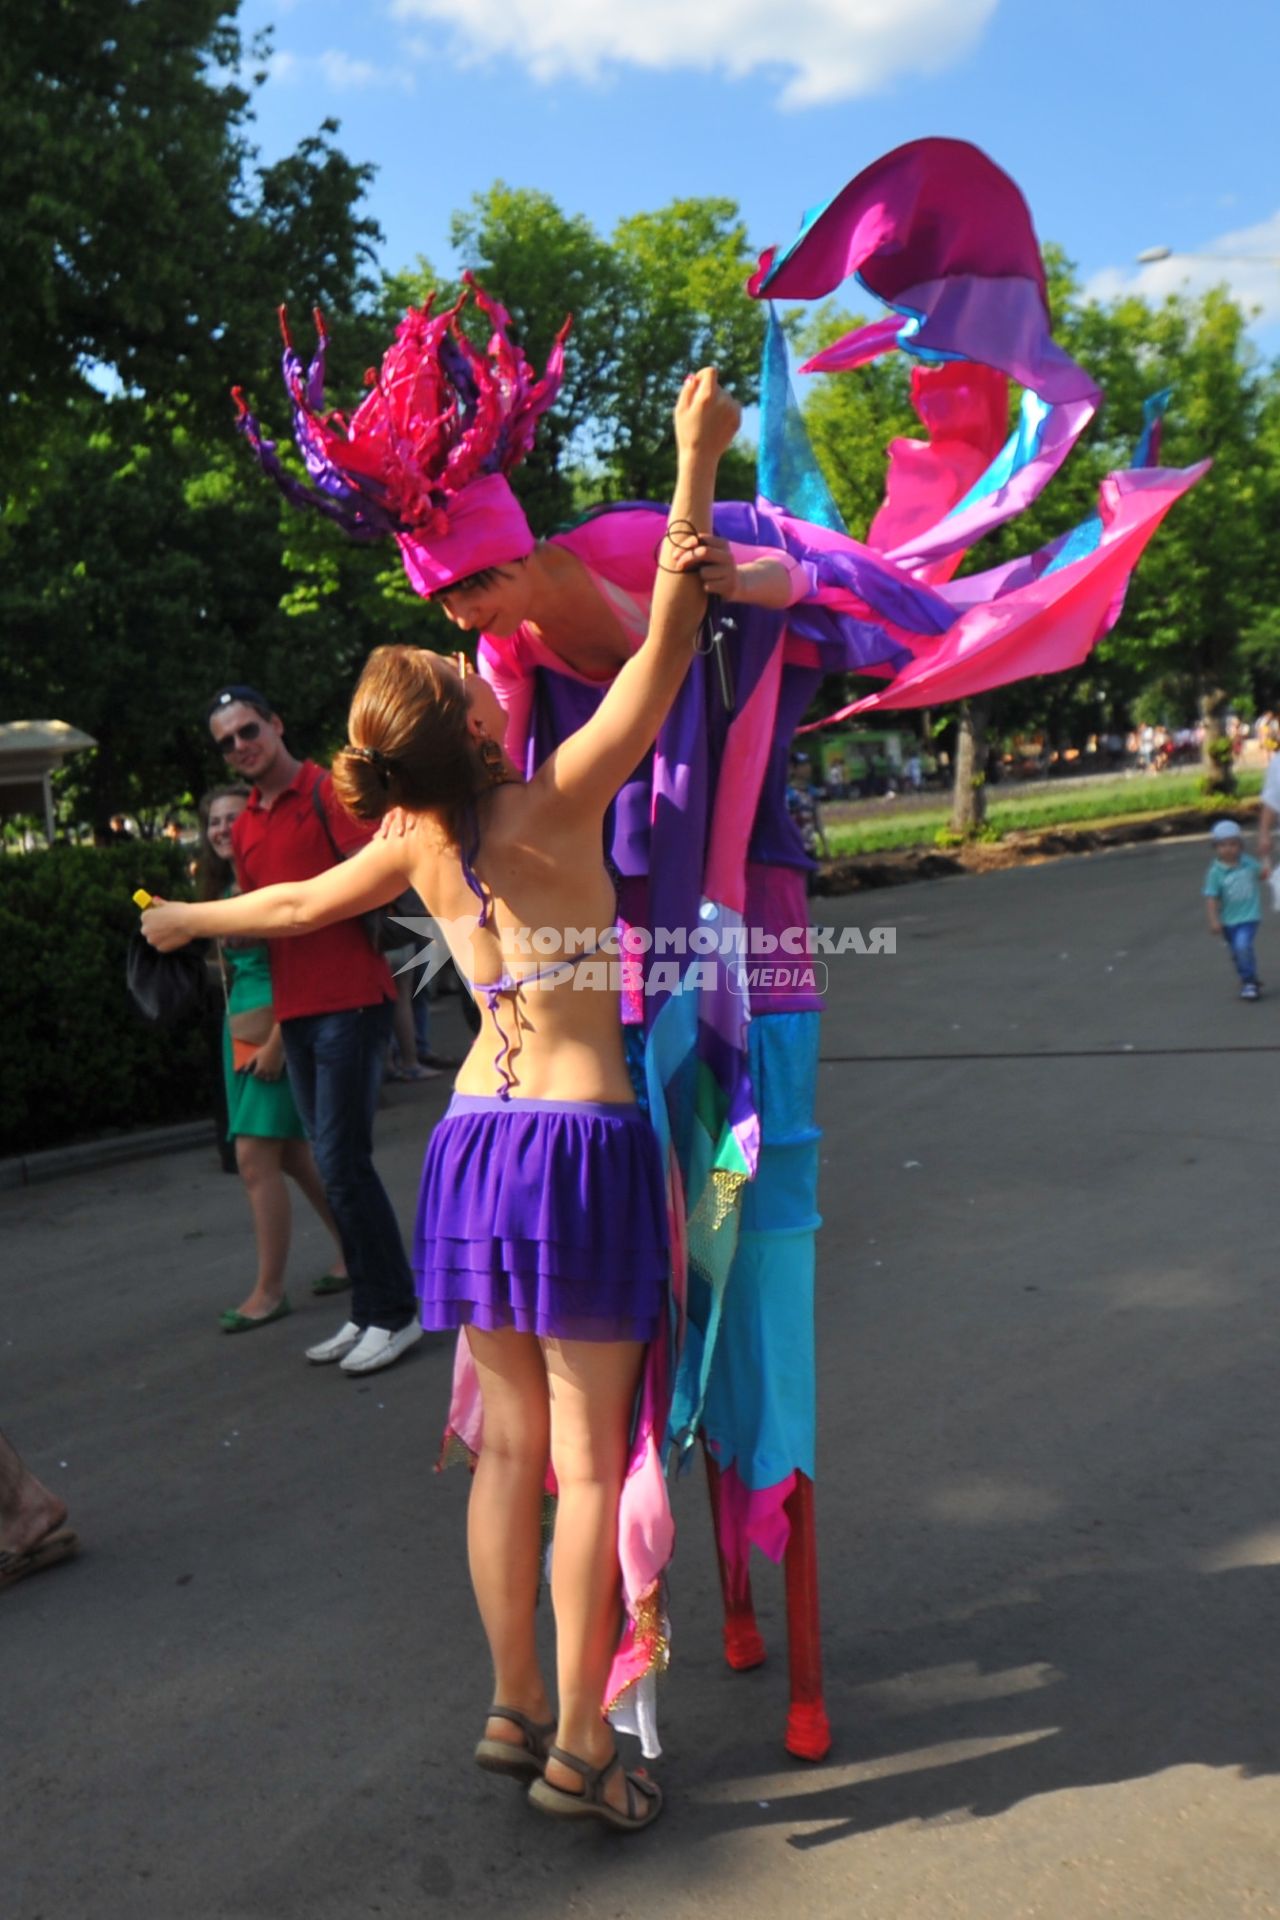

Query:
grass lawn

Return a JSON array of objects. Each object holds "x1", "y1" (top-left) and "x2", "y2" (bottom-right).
[{"x1": 824, "y1": 770, "x2": 1264, "y2": 858}]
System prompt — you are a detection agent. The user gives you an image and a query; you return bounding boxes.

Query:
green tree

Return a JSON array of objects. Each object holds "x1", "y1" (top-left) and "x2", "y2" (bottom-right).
[
  {"x1": 1, "y1": 1, "x2": 247, "y2": 424},
  {"x1": 796, "y1": 247, "x2": 1280, "y2": 819},
  {"x1": 607, "y1": 198, "x2": 764, "y2": 500},
  {"x1": 0, "y1": 4, "x2": 386, "y2": 831},
  {"x1": 0, "y1": 411, "x2": 417, "y2": 829},
  {"x1": 413, "y1": 185, "x2": 765, "y2": 515},
  {"x1": 981, "y1": 268, "x2": 1280, "y2": 789},
  {"x1": 0, "y1": 6, "x2": 381, "y2": 446},
  {"x1": 404, "y1": 181, "x2": 625, "y2": 530},
  {"x1": 1100, "y1": 291, "x2": 1278, "y2": 792}
]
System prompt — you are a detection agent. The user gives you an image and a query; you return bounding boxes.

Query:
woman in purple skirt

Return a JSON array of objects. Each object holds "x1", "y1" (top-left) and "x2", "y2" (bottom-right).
[{"x1": 142, "y1": 369, "x2": 740, "y2": 1831}]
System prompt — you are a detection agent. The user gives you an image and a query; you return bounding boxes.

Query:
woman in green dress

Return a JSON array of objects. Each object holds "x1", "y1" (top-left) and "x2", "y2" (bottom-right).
[{"x1": 198, "y1": 786, "x2": 348, "y2": 1331}]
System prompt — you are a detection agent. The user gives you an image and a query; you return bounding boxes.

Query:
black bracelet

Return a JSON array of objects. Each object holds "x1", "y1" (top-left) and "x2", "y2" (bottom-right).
[{"x1": 653, "y1": 518, "x2": 703, "y2": 574}]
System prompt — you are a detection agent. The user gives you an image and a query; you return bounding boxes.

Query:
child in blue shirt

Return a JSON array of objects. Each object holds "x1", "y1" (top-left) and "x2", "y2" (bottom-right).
[{"x1": 1203, "y1": 819, "x2": 1262, "y2": 1000}]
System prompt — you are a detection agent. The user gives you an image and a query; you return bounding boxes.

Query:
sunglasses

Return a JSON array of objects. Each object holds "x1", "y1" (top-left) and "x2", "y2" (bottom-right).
[{"x1": 215, "y1": 721, "x2": 262, "y2": 755}]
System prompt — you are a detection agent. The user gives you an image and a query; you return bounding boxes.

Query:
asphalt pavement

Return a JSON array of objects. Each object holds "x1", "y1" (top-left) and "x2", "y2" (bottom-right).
[{"x1": 5, "y1": 837, "x2": 1280, "y2": 1920}]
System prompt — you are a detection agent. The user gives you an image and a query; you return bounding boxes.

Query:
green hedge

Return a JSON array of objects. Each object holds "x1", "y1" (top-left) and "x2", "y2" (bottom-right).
[{"x1": 0, "y1": 844, "x2": 215, "y2": 1157}]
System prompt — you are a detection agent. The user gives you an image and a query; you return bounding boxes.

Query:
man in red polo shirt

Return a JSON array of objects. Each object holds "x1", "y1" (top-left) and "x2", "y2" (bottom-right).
[{"x1": 207, "y1": 684, "x2": 421, "y2": 1375}]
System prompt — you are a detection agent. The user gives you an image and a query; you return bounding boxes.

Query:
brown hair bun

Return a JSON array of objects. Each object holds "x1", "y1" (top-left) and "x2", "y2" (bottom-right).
[{"x1": 331, "y1": 646, "x2": 476, "y2": 827}]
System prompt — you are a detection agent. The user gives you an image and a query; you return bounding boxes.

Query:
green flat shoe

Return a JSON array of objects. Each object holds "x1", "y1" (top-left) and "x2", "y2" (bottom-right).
[
  {"x1": 311, "y1": 1272, "x2": 351, "y2": 1296},
  {"x1": 220, "y1": 1297, "x2": 292, "y2": 1334}
]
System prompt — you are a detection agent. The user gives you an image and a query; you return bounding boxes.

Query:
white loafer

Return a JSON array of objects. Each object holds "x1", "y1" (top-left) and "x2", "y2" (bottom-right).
[
  {"x1": 340, "y1": 1323, "x2": 424, "y2": 1375},
  {"x1": 305, "y1": 1320, "x2": 362, "y2": 1364}
]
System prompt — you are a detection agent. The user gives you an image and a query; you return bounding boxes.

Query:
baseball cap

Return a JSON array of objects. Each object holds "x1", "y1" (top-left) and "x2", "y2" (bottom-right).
[
  {"x1": 1211, "y1": 820, "x2": 1244, "y2": 842},
  {"x1": 205, "y1": 684, "x2": 275, "y2": 723}
]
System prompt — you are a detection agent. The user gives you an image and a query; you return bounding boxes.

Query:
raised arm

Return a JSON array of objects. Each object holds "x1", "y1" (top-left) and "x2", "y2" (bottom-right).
[
  {"x1": 140, "y1": 833, "x2": 413, "y2": 952},
  {"x1": 537, "y1": 369, "x2": 741, "y2": 816}
]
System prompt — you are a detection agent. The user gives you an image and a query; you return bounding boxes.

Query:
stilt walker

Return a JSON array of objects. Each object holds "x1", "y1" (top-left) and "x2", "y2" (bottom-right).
[{"x1": 233, "y1": 137, "x2": 1205, "y2": 1759}]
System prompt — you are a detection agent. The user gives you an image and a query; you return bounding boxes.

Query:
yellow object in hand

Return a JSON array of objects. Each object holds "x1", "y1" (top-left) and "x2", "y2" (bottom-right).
[{"x1": 132, "y1": 889, "x2": 153, "y2": 910}]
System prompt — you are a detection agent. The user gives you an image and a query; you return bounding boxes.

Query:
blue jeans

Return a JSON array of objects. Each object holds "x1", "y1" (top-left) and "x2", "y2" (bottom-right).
[
  {"x1": 1222, "y1": 921, "x2": 1259, "y2": 987},
  {"x1": 281, "y1": 1004, "x2": 416, "y2": 1331}
]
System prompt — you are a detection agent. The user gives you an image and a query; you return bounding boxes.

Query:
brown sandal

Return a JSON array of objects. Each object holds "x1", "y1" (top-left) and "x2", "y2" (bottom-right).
[
  {"x1": 473, "y1": 1706, "x2": 556, "y2": 1782},
  {"x1": 528, "y1": 1745, "x2": 663, "y2": 1832},
  {"x1": 0, "y1": 1525, "x2": 79, "y2": 1591}
]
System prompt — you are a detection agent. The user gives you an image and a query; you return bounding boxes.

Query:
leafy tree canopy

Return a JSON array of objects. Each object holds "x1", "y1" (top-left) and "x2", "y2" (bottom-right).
[{"x1": 3, "y1": 54, "x2": 1277, "y2": 837}]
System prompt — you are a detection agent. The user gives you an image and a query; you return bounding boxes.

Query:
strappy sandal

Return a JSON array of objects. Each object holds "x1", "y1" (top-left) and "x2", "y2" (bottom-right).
[
  {"x1": 0, "y1": 1525, "x2": 79, "y2": 1592},
  {"x1": 527, "y1": 1745, "x2": 663, "y2": 1832},
  {"x1": 473, "y1": 1706, "x2": 556, "y2": 1782}
]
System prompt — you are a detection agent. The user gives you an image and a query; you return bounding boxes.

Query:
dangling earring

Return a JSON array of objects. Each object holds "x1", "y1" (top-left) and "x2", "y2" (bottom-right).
[{"x1": 479, "y1": 737, "x2": 506, "y2": 786}]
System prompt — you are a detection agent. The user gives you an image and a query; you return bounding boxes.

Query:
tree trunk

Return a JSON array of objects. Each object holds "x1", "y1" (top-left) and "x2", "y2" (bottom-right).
[
  {"x1": 1199, "y1": 682, "x2": 1236, "y2": 796},
  {"x1": 949, "y1": 697, "x2": 990, "y2": 837}
]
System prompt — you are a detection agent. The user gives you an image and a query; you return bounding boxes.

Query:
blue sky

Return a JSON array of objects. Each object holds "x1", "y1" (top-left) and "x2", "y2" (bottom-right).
[{"x1": 238, "y1": 0, "x2": 1280, "y2": 351}]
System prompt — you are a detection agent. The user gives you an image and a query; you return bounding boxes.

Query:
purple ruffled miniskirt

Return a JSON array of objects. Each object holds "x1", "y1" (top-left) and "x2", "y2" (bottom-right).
[{"x1": 414, "y1": 1095, "x2": 669, "y2": 1343}]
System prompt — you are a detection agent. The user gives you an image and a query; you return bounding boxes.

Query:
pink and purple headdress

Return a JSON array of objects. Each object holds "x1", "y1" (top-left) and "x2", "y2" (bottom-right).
[{"x1": 233, "y1": 275, "x2": 571, "y2": 592}]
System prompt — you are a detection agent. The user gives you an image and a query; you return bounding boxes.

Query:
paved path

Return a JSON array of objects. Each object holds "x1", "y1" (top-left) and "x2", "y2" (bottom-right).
[{"x1": 5, "y1": 840, "x2": 1280, "y2": 1919}]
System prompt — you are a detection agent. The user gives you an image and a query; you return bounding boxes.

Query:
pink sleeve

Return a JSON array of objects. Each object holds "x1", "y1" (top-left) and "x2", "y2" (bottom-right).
[
  {"x1": 728, "y1": 541, "x2": 816, "y2": 608},
  {"x1": 478, "y1": 634, "x2": 535, "y2": 769}
]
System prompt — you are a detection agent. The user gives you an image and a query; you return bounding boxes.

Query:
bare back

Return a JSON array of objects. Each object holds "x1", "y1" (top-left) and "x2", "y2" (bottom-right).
[{"x1": 405, "y1": 782, "x2": 635, "y2": 1104}]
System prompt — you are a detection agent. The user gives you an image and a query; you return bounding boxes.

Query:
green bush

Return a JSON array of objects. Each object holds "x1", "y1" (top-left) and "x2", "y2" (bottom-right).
[
  {"x1": 0, "y1": 844, "x2": 215, "y2": 1156},
  {"x1": 826, "y1": 770, "x2": 1264, "y2": 858}
]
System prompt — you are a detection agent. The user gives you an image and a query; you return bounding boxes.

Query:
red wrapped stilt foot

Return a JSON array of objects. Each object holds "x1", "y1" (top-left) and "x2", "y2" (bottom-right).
[
  {"x1": 704, "y1": 1449, "x2": 767, "y2": 1670},
  {"x1": 783, "y1": 1473, "x2": 830, "y2": 1760},
  {"x1": 784, "y1": 1699, "x2": 832, "y2": 1762},
  {"x1": 723, "y1": 1616, "x2": 768, "y2": 1671}
]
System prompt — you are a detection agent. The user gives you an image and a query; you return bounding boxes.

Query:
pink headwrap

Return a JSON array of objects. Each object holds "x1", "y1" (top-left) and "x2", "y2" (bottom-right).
[
  {"x1": 233, "y1": 276, "x2": 568, "y2": 594},
  {"x1": 397, "y1": 473, "x2": 535, "y2": 596}
]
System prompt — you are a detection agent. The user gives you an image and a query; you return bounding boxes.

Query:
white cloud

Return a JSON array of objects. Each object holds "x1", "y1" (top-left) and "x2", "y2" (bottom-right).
[
  {"x1": 1085, "y1": 209, "x2": 1280, "y2": 331},
  {"x1": 263, "y1": 47, "x2": 416, "y2": 93},
  {"x1": 318, "y1": 49, "x2": 416, "y2": 92},
  {"x1": 388, "y1": 0, "x2": 999, "y2": 108}
]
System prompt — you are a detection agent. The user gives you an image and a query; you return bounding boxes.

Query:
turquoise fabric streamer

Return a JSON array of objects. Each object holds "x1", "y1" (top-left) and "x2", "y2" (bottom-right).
[
  {"x1": 757, "y1": 305, "x2": 847, "y2": 534},
  {"x1": 698, "y1": 1012, "x2": 822, "y2": 1490},
  {"x1": 1041, "y1": 388, "x2": 1176, "y2": 580}
]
